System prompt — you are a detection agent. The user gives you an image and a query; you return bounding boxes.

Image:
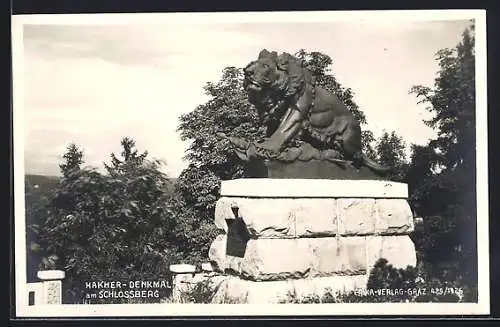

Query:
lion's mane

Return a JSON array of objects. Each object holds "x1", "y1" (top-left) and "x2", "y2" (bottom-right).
[{"x1": 246, "y1": 53, "x2": 314, "y2": 116}]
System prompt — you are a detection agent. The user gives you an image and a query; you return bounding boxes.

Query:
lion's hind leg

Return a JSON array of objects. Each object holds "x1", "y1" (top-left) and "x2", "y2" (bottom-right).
[{"x1": 336, "y1": 119, "x2": 364, "y2": 166}]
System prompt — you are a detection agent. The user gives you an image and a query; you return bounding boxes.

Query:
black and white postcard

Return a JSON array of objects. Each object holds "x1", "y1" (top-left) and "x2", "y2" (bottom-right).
[{"x1": 12, "y1": 10, "x2": 489, "y2": 317}]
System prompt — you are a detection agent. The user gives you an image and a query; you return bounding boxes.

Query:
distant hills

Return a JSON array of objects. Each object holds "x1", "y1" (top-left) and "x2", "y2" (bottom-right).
[
  {"x1": 25, "y1": 174, "x2": 178, "y2": 193},
  {"x1": 25, "y1": 174, "x2": 60, "y2": 191}
]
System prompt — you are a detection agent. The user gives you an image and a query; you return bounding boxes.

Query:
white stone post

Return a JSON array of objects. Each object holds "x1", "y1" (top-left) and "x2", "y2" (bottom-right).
[
  {"x1": 201, "y1": 262, "x2": 214, "y2": 272},
  {"x1": 37, "y1": 270, "x2": 65, "y2": 305},
  {"x1": 169, "y1": 264, "x2": 196, "y2": 303}
]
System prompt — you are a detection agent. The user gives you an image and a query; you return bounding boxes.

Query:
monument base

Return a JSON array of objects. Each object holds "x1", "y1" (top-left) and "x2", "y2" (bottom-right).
[
  {"x1": 211, "y1": 274, "x2": 368, "y2": 304},
  {"x1": 207, "y1": 178, "x2": 417, "y2": 304},
  {"x1": 246, "y1": 159, "x2": 385, "y2": 180},
  {"x1": 209, "y1": 235, "x2": 417, "y2": 281}
]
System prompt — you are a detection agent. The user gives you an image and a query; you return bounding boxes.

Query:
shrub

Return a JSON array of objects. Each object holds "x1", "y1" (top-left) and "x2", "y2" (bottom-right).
[
  {"x1": 281, "y1": 258, "x2": 472, "y2": 303},
  {"x1": 163, "y1": 277, "x2": 220, "y2": 304},
  {"x1": 37, "y1": 139, "x2": 180, "y2": 303}
]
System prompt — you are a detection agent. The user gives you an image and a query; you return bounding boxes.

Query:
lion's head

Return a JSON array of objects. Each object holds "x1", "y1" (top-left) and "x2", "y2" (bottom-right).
[
  {"x1": 244, "y1": 49, "x2": 309, "y2": 99},
  {"x1": 243, "y1": 50, "x2": 282, "y2": 93},
  {"x1": 243, "y1": 49, "x2": 312, "y2": 125}
]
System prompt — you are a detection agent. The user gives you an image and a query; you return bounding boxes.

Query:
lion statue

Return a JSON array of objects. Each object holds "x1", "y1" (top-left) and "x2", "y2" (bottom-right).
[{"x1": 218, "y1": 49, "x2": 390, "y2": 175}]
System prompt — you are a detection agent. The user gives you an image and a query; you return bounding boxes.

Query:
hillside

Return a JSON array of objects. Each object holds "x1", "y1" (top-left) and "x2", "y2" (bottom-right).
[
  {"x1": 25, "y1": 174, "x2": 60, "y2": 191},
  {"x1": 25, "y1": 174, "x2": 178, "y2": 193}
]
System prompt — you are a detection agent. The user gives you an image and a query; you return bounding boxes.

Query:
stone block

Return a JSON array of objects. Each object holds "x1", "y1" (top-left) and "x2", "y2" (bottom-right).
[
  {"x1": 37, "y1": 270, "x2": 65, "y2": 280},
  {"x1": 36, "y1": 270, "x2": 65, "y2": 305},
  {"x1": 169, "y1": 264, "x2": 196, "y2": 274},
  {"x1": 240, "y1": 238, "x2": 312, "y2": 280},
  {"x1": 225, "y1": 255, "x2": 244, "y2": 274},
  {"x1": 201, "y1": 263, "x2": 214, "y2": 272},
  {"x1": 170, "y1": 272, "x2": 227, "y2": 303},
  {"x1": 215, "y1": 196, "x2": 414, "y2": 238},
  {"x1": 337, "y1": 198, "x2": 376, "y2": 235},
  {"x1": 214, "y1": 197, "x2": 237, "y2": 232},
  {"x1": 215, "y1": 236, "x2": 416, "y2": 280},
  {"x1": 41, "y1": 280, "x2": 63, "y2": 304},
  {"x1": 208, "y1": 234, "x2": 227, "y2": 272},
  {"x1": 236, "y1": 198, "x2": 296, "y2": 238},
  {"x1": 374, "y1": 199, "x2": 414, "y2": 234},
  {"x1": 212, "y1": 179, "x2": 417, "y2": 287},
  {"x1": 366, "y1": 235, "x2": 417, "y2": 270},
  {"x1": 293, "y1": 199, "x2": 338, "y2": 237},
  {"x1": 211, "y1": 274, "x2": 368, "y2": 304},
  {"x1": 220, "y1": 179, "x2": 408, "y2": 198},
  {"x1": 238, "y1": 238, "x2": 367, "y2": 281},
  {"x1": 310, "y1": 237, "x2": 366, "y2": 276},
  {"x1": 217, "y1": 197, "x2": 338, "y2": 238}
]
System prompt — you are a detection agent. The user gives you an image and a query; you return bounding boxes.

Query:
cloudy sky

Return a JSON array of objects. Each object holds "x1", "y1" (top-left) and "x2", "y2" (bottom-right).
[{"x1": 17, "y1": 13, "x2": 474, "y2": 177}]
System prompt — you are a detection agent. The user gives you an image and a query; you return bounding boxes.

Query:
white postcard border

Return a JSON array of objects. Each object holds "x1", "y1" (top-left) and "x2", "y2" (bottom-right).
[{"x1": 12, "y1": 9, "x2": 489, "y2": 317}]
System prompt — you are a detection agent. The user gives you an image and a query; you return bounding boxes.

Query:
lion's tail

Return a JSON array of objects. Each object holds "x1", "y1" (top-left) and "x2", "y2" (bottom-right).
[{"x1": 362, "y1": 154, "x2": 392, "y2": 175}]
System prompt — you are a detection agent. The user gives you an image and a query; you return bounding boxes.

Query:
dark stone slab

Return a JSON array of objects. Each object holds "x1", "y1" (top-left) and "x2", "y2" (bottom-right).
[
  {"x1": 245, "y1": 159, "x2": 386, "y2": 180},
  {"x1": 226, "y1": 217, "x2": 250, "y2": 258}
]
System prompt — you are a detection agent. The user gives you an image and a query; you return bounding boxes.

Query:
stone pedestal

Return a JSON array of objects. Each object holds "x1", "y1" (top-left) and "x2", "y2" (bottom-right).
[
  {"x1": 208, "y1": 179, "x2": 417, "y2": 303},
  {"x1": 36, "y1": 270, "x2": 65, "y2": 305},
  {"x1": 252, "y1": 159, "x2": 387, "y2": 180},
  {"x1": 169, "y1": 264, "x2": 196, "y2": 303}
]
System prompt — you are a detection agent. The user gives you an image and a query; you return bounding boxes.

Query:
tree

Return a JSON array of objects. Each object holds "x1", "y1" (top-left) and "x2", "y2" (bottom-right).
[
  {"x1": 176, "y1": 66, "x2": 262, "y2": 219},
  {"x1": 407, "y1": 23, "x2": 477, "y2": 293},
  {"x1": 375, "y1": 130, "x2": 409, "y2": 182},
  {"x1": 100, "y1": 138, "x2": 179, "y2": 280},
  {"x1": 25, "y1": 175, "x2": 59, "y2": 282},
  {"x1": 59, "y1": 143, "x2": 84, "y2": 178},
  {"x1": 410, "y1": 24, "x2": 475, "y2": 173},
  {"x1": 168, "y1": 195, "x2": 220, "y2": 264},
  {"x1": 26, "y1": 145, "x2": 84, "y2": 283},
  {"x1": 104, "y1": 137, "x2": 148, "y2": 176},
  {"x1": 38, "y1": 137, "x2": 179, "y2": 303}
]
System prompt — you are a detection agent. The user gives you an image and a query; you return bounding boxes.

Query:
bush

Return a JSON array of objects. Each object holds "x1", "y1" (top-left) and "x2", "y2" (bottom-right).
[
  {"x1": 281, "y1": 258, "x2": 474, "y2": 304},
  {"x1": 37, "y1": 139, "x2": 181, "y2": 303},
  {"x1": 163, "y1": 277, "x2": 220, "y2": 304}
]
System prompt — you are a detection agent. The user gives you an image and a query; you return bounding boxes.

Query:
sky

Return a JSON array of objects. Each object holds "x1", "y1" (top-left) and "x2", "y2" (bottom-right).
[{"x1": 18, "y1": 14, "x2": 474, "y2": 177}]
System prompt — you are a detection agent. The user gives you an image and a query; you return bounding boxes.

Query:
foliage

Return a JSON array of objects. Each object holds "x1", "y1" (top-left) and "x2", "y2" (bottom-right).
[
  {"x1": 37, "y1": 139, "x2": 180, "y2": 303},
  {"x1": 164, "y1": 278, "x2": 219, "y2": 304},
  {"x1": 168, "y1": 195, "x2": 219, "y2": 265},
  {"x1": 25, "y1": 175, "x2": 59, "y2": 282},
  {"x1": 281, "y1": 258, "x2": 474, "y2": 303},
  {"x1": 375, "y1": 130, "x2": 409, "y2": 182},
  {"x1": 174, "y1": 67, "x2": 261, "y2": 262},
  {"x1": 59, "y1": 143, "x2": 84, "y2": 178},
  {"x1": 25, "y1": 144, "x2": 81, "y2": 280},
  {"x1": 407, "y1": 23, "x2": 477, "y2": 289}
]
